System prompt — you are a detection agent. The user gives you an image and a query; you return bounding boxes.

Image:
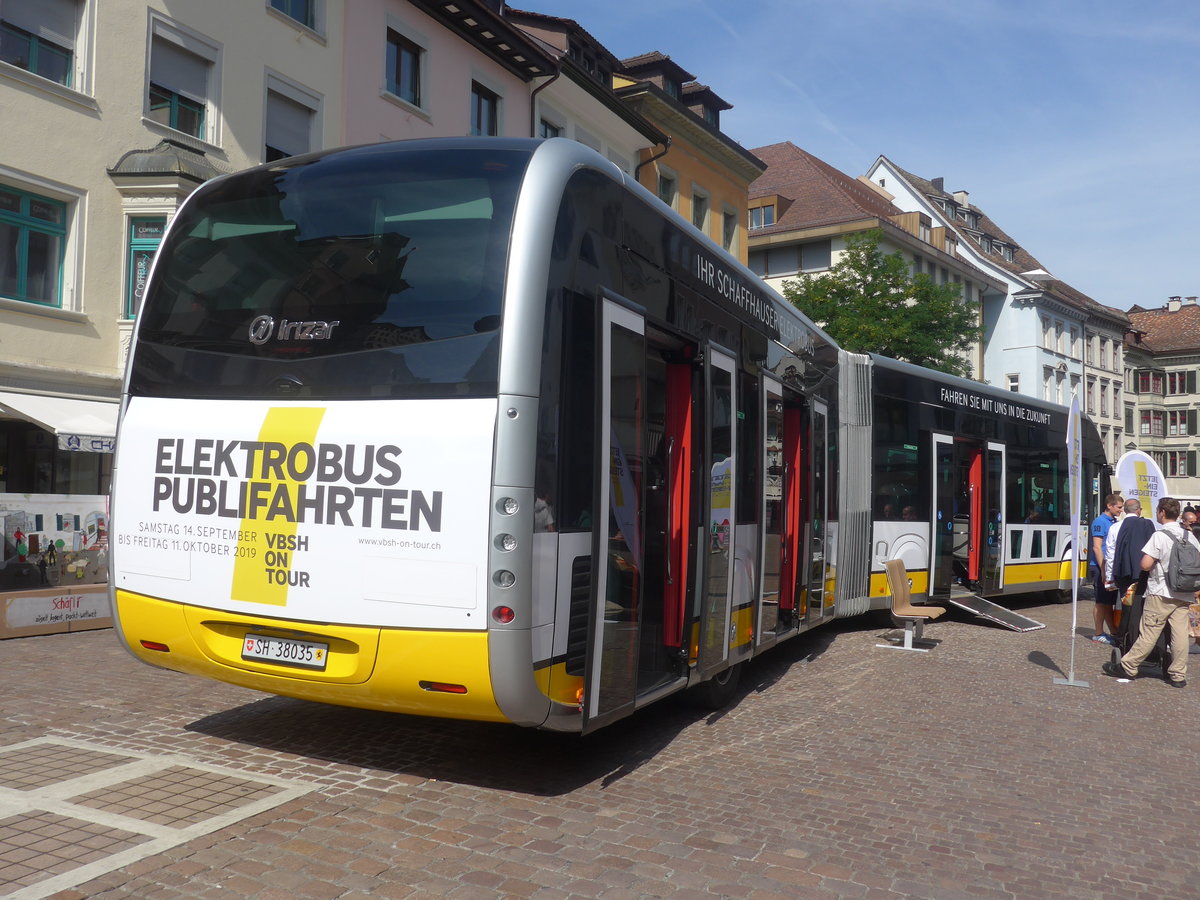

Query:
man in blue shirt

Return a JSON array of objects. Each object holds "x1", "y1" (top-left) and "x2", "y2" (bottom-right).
[{"x1": 1090, "y1": 493, "x2": 1124, "y2": 644}]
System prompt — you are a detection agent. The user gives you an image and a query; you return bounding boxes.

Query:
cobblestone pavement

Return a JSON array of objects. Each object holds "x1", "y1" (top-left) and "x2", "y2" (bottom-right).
[{"x1": 2, "y1": 595, "x2": 1198, "y2": 899}]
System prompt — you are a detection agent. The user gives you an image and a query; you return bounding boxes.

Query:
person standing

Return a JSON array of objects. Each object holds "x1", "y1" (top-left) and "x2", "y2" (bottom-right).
[
  {"x1": 1102, "y1": 497, "x2": 1196, "y2": 687},
  {"x1": 1107, "y1": 497, "x2": 1155, "y2": 600},
  {"x1": 1090, "y1": 493, "x2": 1123, "y2": 644}
]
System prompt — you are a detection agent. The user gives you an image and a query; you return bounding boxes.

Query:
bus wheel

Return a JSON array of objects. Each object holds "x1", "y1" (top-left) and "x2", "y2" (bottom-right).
[
  {"x1": 1045, "y1": 588, "x2": 1072, "y2": 604},
  {"x1": 686, "y1": 663, "x2": 742, "y2": 710}
]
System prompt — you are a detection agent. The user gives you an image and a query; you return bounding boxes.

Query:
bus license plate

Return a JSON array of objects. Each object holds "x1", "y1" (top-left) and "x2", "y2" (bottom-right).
[{"x1": 242, "y1": 634, "x2": 328, "y2": 671}]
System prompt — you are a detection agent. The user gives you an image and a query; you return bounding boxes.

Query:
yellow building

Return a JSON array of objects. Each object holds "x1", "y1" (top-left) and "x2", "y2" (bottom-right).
[{"x1": 614, "y1": 52, "x2": 764, "y2": 264}]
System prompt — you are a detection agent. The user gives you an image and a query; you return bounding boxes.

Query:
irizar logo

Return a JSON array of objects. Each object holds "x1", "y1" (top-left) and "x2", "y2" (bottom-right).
[{"x1": 248, "y1": 315, "x2": 340, "y2": 345}]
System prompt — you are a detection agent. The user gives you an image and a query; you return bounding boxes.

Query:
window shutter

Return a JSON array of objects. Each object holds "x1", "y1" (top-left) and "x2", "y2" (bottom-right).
[
  {"x1": 150, "y1": 36, "x2": 209, "y2": 102},
  {"x1": 5, "y1": 0, "x2": 78, "y2": 48},
  {"x1": 1190, "y1": 409, "x2": 1198, "y2": 436},
  {"x1": 1190, "y1": 371, "x2": 1197, "y2": 394},
  {"x1": 1190, "y1": 451, "x2": 1197, "y2": 478},
  {"x1": 265, "y1": 90, "x2": 311, "y2": 158}
]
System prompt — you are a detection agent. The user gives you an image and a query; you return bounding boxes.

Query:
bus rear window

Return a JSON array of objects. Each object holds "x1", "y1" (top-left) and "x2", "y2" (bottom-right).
[{"x1": 130, "y1": 144, "x2": 530, "y2": 399}]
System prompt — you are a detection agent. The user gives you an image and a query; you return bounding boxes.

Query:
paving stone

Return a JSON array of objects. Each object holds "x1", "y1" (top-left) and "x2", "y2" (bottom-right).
[{"x1": 1, "y1": 600, "x2": 1198, "y2": 897}]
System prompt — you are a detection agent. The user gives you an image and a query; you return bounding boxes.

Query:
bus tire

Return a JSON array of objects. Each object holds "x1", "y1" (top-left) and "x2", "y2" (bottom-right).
[{"x1": 686, "y1": 663, "x2": 742, "y2": 710}]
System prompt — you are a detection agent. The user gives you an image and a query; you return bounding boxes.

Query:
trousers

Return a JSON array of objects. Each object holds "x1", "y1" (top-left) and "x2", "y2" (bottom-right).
[{"x1": 1120, "y1": 592, "x2": 1190, "y2": 683}]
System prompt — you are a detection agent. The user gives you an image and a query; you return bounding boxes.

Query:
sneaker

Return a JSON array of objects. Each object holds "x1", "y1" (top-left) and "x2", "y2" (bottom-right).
[
  {"x1": 1101, "y1": 661, "x2": 1131, "y2": 679},
  {"x1": 1169, "y1": 679, "x2": 1187, "y2": 688},
  {"x1": 1091, "y1": 634, "x2": 1113, "y2": 644}
]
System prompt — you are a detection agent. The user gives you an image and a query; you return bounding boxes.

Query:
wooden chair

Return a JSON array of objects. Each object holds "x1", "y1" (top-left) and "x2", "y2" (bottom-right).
[{"x1": 876, "y1": 558, "x2": 945, "y2": 652}]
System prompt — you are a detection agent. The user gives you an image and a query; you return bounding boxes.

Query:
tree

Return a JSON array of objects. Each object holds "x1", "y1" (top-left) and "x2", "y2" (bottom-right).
[{"x1": 781, "y1": 229, "x2": 981, "y2": 378}]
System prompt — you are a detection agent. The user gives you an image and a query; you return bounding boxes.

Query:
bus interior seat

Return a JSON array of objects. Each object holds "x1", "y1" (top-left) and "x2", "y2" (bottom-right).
[{"x1": 876, "y1": 558, "x2": 945, "y2": 652}]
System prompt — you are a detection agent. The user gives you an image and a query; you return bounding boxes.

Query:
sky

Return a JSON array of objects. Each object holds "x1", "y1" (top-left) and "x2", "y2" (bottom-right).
[{"x1": 523, "y1": 0, "x2": 1200, "y2": 312}]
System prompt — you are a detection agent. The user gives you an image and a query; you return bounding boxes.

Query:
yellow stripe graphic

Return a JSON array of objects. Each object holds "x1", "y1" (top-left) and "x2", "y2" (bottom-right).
[{"x1": 231, "y1": 407, "x2": 325, "y2": 606}]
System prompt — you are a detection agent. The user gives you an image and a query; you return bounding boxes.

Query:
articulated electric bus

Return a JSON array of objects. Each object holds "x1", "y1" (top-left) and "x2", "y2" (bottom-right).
[{"x1": 109, "y1": 138, "x2": 1105, "y2": 733}]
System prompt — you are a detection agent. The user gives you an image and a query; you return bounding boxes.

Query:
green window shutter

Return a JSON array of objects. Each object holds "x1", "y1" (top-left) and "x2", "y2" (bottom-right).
[
  {"x1": 1190, "y1": 450, "x2": 1198, "y2": 477},
  {"x1": 1190, "y1": 409, "x2": 1198, "y2": 436},
  {"x1": 1190, "y1": 371, "x2": 1197, "y2": 394}
]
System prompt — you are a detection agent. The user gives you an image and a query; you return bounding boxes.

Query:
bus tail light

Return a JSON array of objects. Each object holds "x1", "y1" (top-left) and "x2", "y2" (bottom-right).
[{"x1": 492, "y1": 605, "x2": 515, "y2": 624}]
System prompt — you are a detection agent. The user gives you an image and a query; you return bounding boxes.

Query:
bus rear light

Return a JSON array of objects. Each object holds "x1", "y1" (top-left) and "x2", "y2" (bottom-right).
[
  {"x1": 419, "y1": 681, "x2": 468, "y2": 694},
  {"x1": 496, "y1": 533, "x2": 517, "y2": 551},
  {"x1": 492, "y1": 605, "x2": 515, "y2": 624},
  {"x1": 498, "y1": 497, "x2": 519, "y2": 515},
  {"x1": 493, "y1": 570, "x2": 516, "y2": 588},
  {"x1": 140, "y1": 640, "x2": 170, "y2": 652}
]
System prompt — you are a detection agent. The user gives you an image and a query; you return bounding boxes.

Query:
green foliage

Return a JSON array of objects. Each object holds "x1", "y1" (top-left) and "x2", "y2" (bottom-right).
[{"x1": 781, "y1": 229, "x2": 982, "y2": 378}]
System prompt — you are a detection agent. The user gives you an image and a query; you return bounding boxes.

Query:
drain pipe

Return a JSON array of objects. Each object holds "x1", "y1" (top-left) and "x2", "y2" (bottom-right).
[
  {"x1": 530, "y1": 70, "x2": 561, "y2": 137},
  {"x1": 634, "y1": 136, "x2": 672, "y2": 180}
]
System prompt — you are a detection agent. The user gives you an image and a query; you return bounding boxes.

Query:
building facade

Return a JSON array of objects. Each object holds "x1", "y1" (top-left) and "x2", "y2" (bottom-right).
[
  {"x1": 864, "y1": 157, "x2": 1128, "y2": 461},
  {"x1": 614, "y1": 52, "x2": 763, "y2": 264},
  {"x1": 1122, "y1": 297, "x2": 1200, "y2": 499}
]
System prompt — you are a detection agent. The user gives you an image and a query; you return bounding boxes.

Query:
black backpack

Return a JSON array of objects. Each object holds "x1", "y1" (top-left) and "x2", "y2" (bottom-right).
[{"x1": 1166, "y1": 528, "x2": 1200, "y2": 593}]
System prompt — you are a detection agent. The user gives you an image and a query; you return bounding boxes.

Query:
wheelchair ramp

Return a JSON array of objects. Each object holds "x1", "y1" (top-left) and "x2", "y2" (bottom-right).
[{"x1": 943, "y1": 586, "x2": 1045, "y2": 632}]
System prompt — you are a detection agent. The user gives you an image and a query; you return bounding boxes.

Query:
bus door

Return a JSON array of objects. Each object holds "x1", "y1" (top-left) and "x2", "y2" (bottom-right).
[
  {"x1": 758, "y1": 379, "x2": 804, "y2": 643},
  {"x1": 806, "y1": 400, "x2": 831, "y2": 622},
  {"x1": 931, "y1": 434, "x2": 985, "y2": 596},
  {"x1": 983, "y1": 442, "x2": 1006, "y2": 593},
  {"x1": 696, "y1": 346, "x2": 737, "y2": 679},
  {"x1": 583, "y1": 298, "x2": 692, "y2": 732}
]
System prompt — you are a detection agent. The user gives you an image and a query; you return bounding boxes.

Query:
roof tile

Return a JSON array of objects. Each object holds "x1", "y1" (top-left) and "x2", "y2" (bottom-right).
[
  {"x1": 1127, "y1": 304, "x2": 1200, "y2": 352},
  {"x1": 749, "y1": 142, "x2": 902, "y2": 232}
]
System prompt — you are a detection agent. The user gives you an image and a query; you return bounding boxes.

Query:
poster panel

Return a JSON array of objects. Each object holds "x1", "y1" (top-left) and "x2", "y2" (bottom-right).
[{"x1": 111, "y1": 396, "x2": 497, "y2": 630}]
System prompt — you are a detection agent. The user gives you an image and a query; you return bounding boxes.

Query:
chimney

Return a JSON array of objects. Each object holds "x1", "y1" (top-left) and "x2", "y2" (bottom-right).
[
  {"x1": 1187, "y1": 296, "x2": 1198, "y2": 304},
  {"x1": 954, "y1": 190, "x2": 969, "y2": 207},
  {"x1": 1168, "y1": 296, "x2": 1182, "y2": 312},
  {"x1": 931, "y1": 177, "x2": 944, "y2": 192}
]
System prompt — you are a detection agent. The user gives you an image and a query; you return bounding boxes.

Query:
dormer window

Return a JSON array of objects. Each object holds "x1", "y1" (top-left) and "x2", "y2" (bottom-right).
[
  {"x1": 1001, "y1": 245, "x2": 1015, "y2": 262},
  {"x1": 664, "y1": 79, "x2": 681, "y2": 100},
  {"x1": 749, "y1": 205, "x2": 775, "y2": 229},
  {"x1": 976, "y1": 234, "x2": 991, "y2": 253},
  {"x1": 703, "y1": 105, "x2": 718, "y2": 126}
]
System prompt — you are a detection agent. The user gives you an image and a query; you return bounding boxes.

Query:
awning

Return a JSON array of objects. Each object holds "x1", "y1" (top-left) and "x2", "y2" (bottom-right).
[{"x1": 0, "y1": 390, "x2": 118, "y2": 453}]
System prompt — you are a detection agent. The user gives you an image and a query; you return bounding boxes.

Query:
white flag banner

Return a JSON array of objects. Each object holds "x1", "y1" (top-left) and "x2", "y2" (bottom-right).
[
  {"x1": 1055, "y1": 397, "x2": 1087, "y2": 687},
  {"x1": 1114, "y1": 451, "x2": 1168, "y2": 529}
]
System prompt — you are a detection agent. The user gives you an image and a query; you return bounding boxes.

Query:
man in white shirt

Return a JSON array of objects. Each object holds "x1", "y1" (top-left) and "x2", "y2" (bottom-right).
[{"x1": 1102, "y1": 497, "x2": 1197, "y2": 686}]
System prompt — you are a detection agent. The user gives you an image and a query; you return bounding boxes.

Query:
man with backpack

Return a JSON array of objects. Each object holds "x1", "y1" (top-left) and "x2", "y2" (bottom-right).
[{"x1": 1102, "y1": 497, "x2": 1199, "y2": 687}]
